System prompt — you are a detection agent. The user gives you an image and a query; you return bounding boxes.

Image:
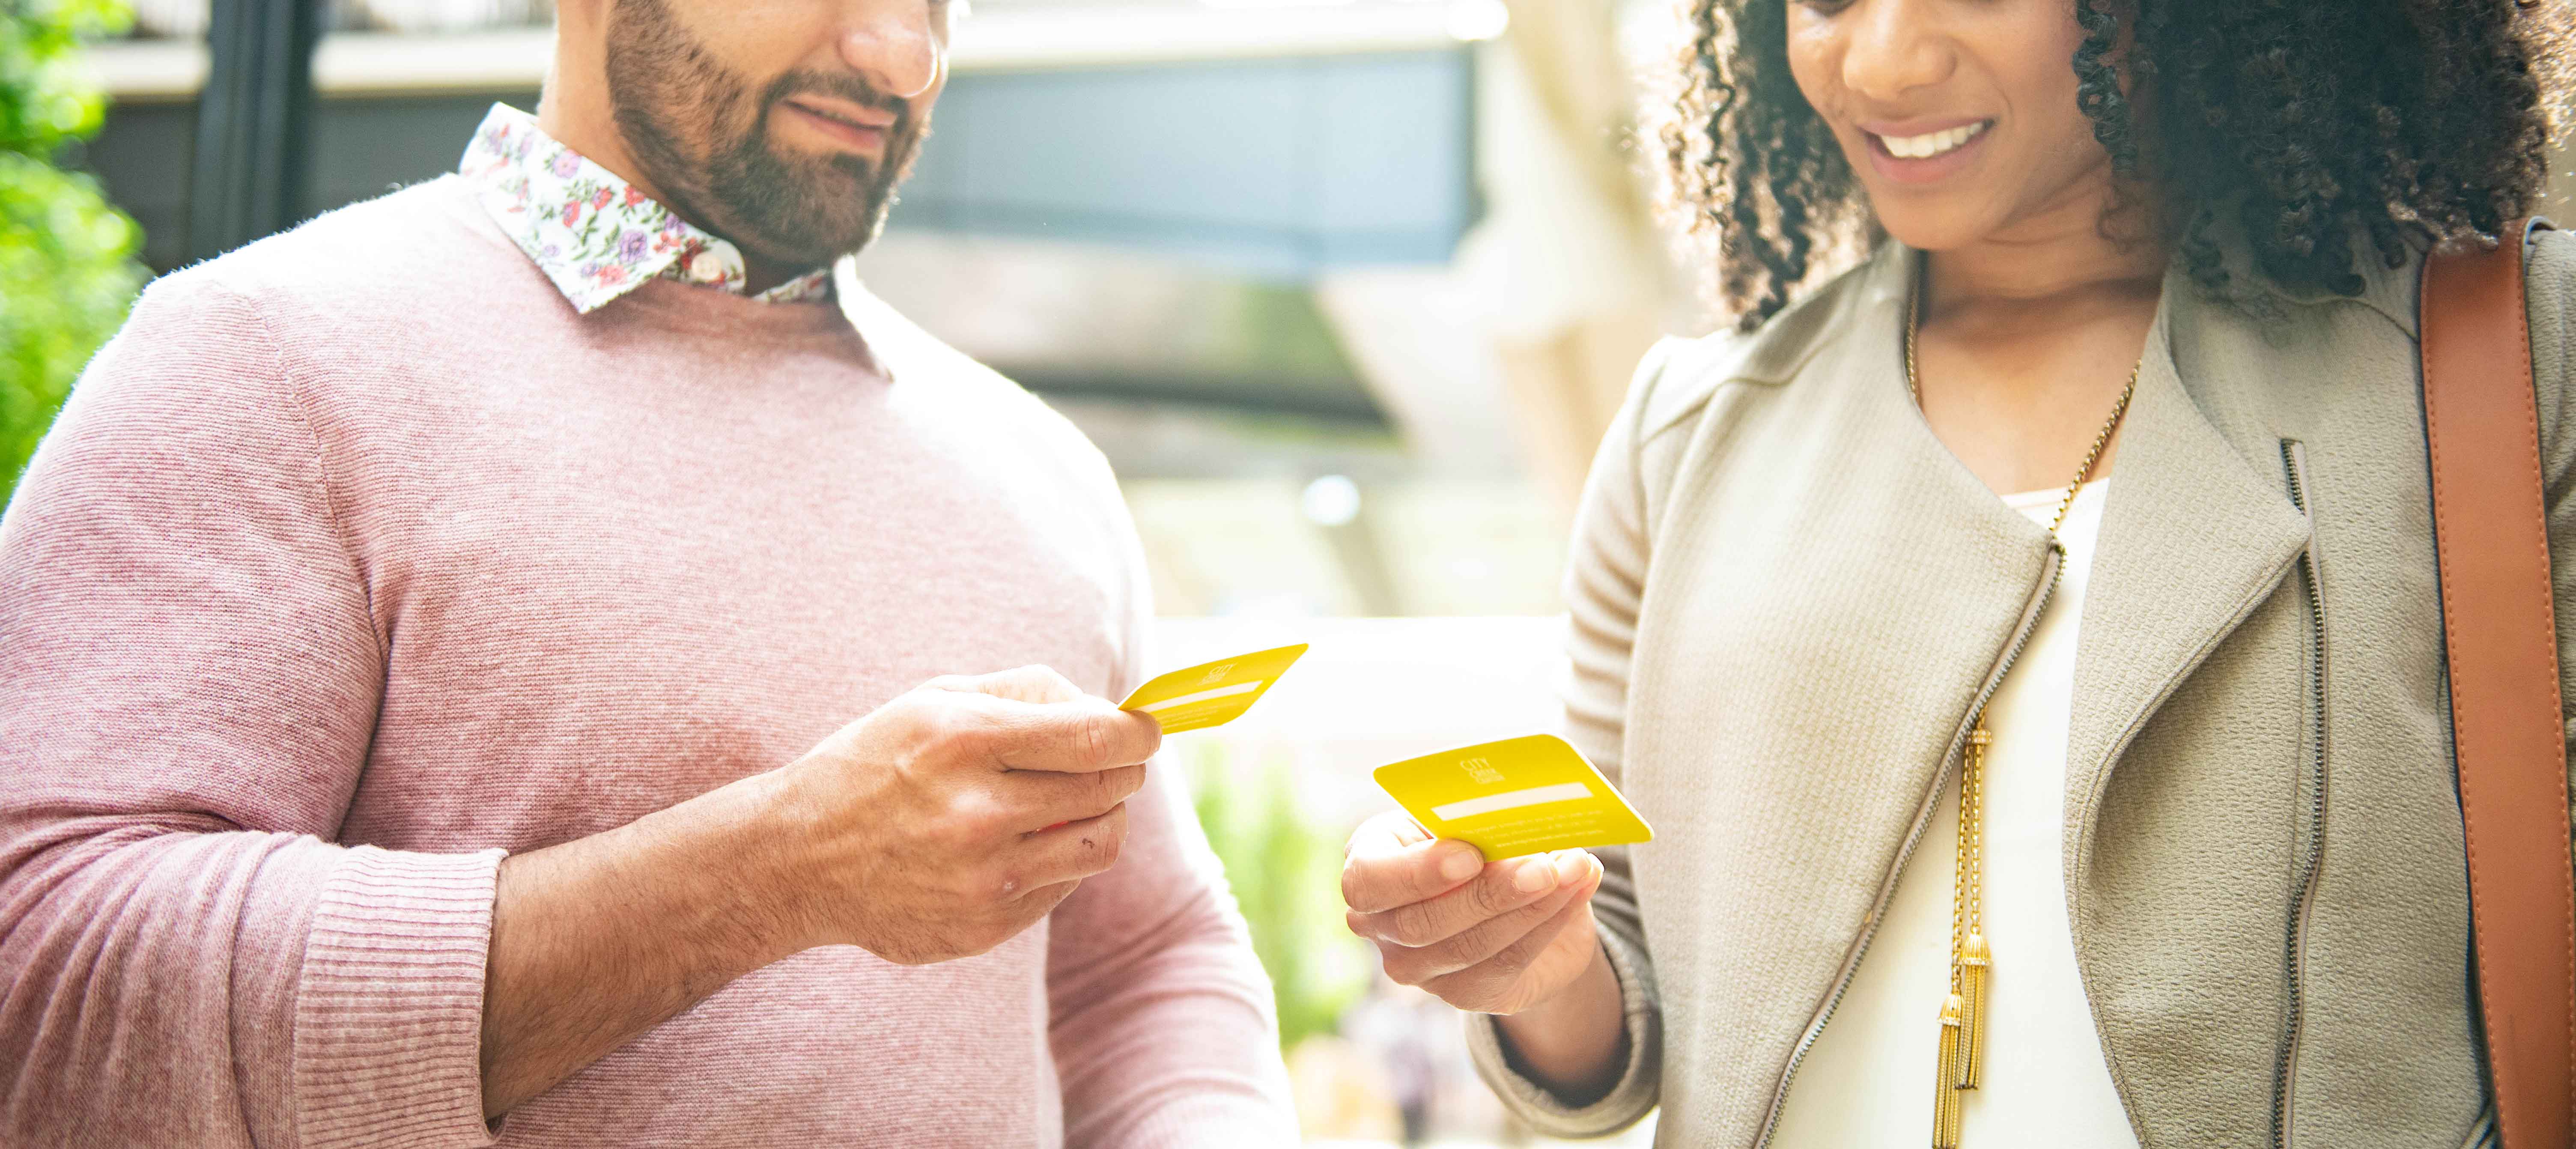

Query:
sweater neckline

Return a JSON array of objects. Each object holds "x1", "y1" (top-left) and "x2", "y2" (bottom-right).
[{"x1": 429, "y1": 175, "x2": 880, "y2": 360}]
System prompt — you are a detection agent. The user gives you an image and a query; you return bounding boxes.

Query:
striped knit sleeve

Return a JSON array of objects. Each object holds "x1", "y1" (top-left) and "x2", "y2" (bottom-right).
[{"x1": 0, "y1": 272, "x2": 503, "y2": 1149}]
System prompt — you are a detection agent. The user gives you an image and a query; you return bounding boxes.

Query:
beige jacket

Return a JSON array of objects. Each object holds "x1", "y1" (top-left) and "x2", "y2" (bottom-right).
[{"x1": 1467, "y1": 232, "x2": 2576, "y2": 1148}]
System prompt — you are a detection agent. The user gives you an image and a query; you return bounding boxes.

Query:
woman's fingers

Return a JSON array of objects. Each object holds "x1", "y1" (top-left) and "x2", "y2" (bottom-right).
[
  {"x1": 1421, "y1": 883, "x2": 1600, "y2": 1015},
  {"x1": 1348, "y1": 849, "x2": 1592, "y2": 947},
  {"x1": 1341, "y1": 811, "x2": 1482, "y2": 913},
  {"x1": 1338, "y1": 809, "x2": 1615, "y2": 1017},
  {"x1": 1373, "y1": 871, "x2": 1593, "y2": 984}
]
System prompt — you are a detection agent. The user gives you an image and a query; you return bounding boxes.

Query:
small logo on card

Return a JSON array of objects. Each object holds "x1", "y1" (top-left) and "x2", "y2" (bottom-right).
[
  {"x1": 1460, "y1": 756, "x2": 1505, "y2": 785},
  {"x1": 1196, "y1": 663, "x2": 1236, "y2": 686}
]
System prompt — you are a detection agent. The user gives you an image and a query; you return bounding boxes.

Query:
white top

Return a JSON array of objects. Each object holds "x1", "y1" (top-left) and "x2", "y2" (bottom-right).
[{"x1": 1768, "y1": 479, "x2": 2140, "y2": 1148}]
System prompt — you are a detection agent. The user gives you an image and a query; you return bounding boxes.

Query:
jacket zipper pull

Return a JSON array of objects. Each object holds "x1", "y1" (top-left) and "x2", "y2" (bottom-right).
[
  {"x1": 1933, "y1": 994, "x2": 1965, "y2": 1149},
  {"x1": 1957, "y1": 934, "x2": 1989, "y2": 1089}
]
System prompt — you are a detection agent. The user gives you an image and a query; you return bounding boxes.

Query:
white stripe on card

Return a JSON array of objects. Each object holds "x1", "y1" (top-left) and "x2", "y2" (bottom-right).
[
  {"x1": 1432, "y1": 782, "x2": 1593, "y2": 822},
  {"x1": 1135, "y1": 680, "x2": 1263, "y2": 713}
]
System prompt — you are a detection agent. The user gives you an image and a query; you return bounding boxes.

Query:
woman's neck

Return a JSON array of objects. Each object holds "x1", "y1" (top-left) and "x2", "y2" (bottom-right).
[
  {"x1": 1907, "y1": 190, "x2": 2172, "y2": 497},
  {"x1": 1922, "y1": 212, "x2": 2169, "y2": 317}
]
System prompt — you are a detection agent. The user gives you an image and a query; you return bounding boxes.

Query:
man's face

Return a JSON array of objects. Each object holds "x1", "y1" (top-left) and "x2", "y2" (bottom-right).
[{"x1": 602, "y1": 0, "x2": 950, "y2": 269}]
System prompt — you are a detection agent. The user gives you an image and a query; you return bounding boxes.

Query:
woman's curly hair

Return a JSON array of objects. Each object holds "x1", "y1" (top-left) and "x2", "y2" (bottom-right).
[{"x1": 1655, "y1": 0, "x2": 2574, "y2": 332}]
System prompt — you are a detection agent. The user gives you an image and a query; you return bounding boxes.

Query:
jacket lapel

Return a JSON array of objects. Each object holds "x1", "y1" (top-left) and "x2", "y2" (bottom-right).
[{"x1": 2060, "y1": 287, "x2": 2313, "y2": 882}]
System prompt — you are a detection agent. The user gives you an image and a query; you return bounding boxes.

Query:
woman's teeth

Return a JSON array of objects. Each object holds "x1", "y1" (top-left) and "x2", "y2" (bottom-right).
[{"x1": 1876, "y1": 121, "x2": 1988, "y2": 159}]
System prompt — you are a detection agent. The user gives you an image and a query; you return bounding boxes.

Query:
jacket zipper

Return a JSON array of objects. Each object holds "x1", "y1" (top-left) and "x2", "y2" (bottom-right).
[
  {"x1": 2055, "y1": 507, "x2": 2304, "y2": 1139},
  {"x1": 1750, "y1": 543, "x2": 2066, "y2": 1149},
  {"x1": 2272, "y1": 440, "x2": 2331, "y2": 1149}
]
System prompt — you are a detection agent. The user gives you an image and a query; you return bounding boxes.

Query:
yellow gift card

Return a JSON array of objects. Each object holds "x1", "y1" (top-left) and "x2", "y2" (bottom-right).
[
  {"x1": 1119, "y1": 643, "x2": 1308, "y2": 734},
  {"x1": 1374, "y1": 734, "x2": 1653, "y2": 860}
]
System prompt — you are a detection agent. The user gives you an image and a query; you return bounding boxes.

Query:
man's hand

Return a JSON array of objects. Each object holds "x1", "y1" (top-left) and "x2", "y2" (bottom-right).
[
  {"x1": 478, "y1": 664, "x2": 1156, "y2": 1116},
  {"x1": 767, "y1": 665, "x2": 1160, "y2": 964},
  {"x1": 1340, "y1": 810, "x2": 1604, "y2": 1015}
]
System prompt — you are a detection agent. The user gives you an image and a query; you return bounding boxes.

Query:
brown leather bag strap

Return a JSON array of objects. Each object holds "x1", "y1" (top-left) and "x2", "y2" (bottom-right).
[{"x1": 2421, "y1": 216, "x2": 2576, "y2": 1149}]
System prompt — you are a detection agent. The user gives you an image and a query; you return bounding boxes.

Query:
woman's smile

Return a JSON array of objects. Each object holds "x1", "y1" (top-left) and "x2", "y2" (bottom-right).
[
  {"x1": 1783, "y1": 0, "x2": 2105, "y2": 255},
  {"x1": 1860, "y1": 117, "x2": 1995, "y2": 184}
]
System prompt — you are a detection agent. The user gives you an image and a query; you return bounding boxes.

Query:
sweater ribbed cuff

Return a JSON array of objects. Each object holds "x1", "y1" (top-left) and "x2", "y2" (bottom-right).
[
  {"x1": 291, "y1": 845, "x2": 507, "y2": 1149},
  {"x1": 1467, "y1": 925, "x2": 1662, "y2": 1138}
]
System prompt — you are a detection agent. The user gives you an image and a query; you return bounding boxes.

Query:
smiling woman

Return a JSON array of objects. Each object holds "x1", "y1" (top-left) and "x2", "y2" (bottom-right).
[
  {"x1": 1340, "y1": 0, "x2": 2576, "y2": 1146},
  {"x1": 1658, "y1": 0, "x2": 2573, "y2": 331}
]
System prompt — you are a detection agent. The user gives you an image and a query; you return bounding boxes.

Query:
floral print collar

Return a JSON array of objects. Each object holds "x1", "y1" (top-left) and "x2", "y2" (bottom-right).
[{"x1": 459, "y1": 104, "x2": 835, "y2": 315}]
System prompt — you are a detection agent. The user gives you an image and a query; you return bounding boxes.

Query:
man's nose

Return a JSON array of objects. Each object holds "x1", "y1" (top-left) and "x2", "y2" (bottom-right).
[
  {"x1": 838, "y1": 11, "x2": 943, "y2": 101},
  {"x1": 1842, "y1": 0, "x2": 1953, "y2": 105}
]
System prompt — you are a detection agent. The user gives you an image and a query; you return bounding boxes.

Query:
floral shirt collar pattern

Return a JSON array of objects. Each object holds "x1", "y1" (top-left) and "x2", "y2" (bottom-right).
[{"x1": 459, "y1": 104, "x2": 834, "y2": 315}]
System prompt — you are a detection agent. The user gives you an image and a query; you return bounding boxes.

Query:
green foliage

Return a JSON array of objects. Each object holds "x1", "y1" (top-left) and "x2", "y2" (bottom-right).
[
  {"x1": 2, "y1": 0, "x2": 143, "y2": 507},
  {"x1": 1189, "y1": 740, "x2": 1370, "y2": 1051}
]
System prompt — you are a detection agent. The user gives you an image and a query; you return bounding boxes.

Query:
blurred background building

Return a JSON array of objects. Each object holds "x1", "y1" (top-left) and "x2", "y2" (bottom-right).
[{"x1": 17, "y1": 0, "x2": 2576, "y2": 1142}]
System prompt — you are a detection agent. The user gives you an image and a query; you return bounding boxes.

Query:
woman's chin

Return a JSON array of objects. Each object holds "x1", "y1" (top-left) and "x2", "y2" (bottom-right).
[
  {"x1": 1866, "y1": 206, "x2": 2005, "y2": 257},
  {"x1": 1840, "y1": 154, "x2": 2010, "y2": 254}
]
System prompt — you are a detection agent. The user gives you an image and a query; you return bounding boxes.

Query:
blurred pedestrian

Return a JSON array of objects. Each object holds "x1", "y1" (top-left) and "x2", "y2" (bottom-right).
[{"x1": 1341, "y1": 979, "x2": 1461, "y2": 1143}]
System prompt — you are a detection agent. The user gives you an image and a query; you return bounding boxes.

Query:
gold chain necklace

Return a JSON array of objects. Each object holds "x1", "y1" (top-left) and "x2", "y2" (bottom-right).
[{"x1": 1905, "y1": 284, "x2": 2139, "y2": 1149}]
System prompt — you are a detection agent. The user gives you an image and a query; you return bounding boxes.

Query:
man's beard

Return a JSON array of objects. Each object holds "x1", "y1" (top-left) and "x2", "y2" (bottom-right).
[{"x1": 602, "y1": 0, "x2": 929, "y2": 270}]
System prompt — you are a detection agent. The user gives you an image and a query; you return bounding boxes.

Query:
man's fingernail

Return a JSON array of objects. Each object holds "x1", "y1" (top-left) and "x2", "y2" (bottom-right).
[
  {"x1": 1439, "y1": 847, "x2": 1481, "y2": 882},
  {"x1": 1514, "y1": 859, "x2": 1557, "y2": 893}
]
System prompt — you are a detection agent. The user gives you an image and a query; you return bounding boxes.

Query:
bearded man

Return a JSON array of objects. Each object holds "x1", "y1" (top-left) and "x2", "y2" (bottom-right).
[{"x1": 0, "y1": 1, "x2": 1295, "y2": 1145}]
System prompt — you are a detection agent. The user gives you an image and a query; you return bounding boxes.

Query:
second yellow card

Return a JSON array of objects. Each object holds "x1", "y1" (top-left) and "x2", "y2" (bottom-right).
[
  {"x1": 1374, "y1": 734, "x2": 1653, "y2": 860},
  {"x1": 1119, "y1": 643, "x2": 1308, "y2": 734}
]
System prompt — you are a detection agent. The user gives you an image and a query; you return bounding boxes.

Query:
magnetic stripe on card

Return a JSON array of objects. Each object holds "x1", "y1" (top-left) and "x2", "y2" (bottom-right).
[
  {"x1": 1134, "y1": 681, "x2": 1264, "y2": 713},
  {"x1": 1431, "y1": 782, "x2": 1594, "y2": 822}
]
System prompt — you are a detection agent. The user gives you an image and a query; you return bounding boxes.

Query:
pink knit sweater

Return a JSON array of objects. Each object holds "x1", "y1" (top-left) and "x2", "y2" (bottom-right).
[{"x1": 0, "y1": 178, "x2": 1291, "y2": 1148}]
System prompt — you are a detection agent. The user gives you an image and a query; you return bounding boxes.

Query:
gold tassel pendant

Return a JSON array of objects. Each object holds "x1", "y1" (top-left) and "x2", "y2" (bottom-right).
[
  {"x1": 1932, "y1": 994, "x2": 1965, "y2": 1149},
  {"x1": 1957, "y1": 934, "x2": 1989, "y2": 1089}
]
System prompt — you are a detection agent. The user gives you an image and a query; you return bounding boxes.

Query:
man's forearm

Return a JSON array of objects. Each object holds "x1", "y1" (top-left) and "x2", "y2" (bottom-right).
[
  {"x1": 478, "y1": 769, "x2": 808, "y2": 1118},
  {"x1": 1492, "y1": 940, "x2": 1629, "y2": 1106},
  {"x1": 474, "y1": 672, "x2": 1163, "y2": 1118}
]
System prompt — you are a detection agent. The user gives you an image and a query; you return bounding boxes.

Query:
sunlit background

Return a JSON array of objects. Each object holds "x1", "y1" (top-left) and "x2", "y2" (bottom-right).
[{"x1": 25, "y1": 0, "x2": 2576, "y2": 1142}]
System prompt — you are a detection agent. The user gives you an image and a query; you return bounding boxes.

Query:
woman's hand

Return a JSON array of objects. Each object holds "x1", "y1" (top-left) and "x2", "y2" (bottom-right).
[{"x1": 1339, "y1": 810, "x2": 1606, "y2": 1014}]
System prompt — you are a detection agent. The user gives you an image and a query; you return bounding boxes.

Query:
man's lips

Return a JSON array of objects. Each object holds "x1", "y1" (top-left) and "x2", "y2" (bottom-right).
[{"x1": 781, "y1": 99, "x2": 894, "y2": 152}]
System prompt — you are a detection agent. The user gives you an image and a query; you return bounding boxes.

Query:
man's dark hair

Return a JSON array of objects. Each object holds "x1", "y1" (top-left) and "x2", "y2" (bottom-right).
[{"x1": 1658, "y1": 0, "x2": 2573, "y2": 331}]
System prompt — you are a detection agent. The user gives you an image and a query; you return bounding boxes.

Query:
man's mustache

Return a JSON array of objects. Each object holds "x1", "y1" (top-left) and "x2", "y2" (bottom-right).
[{"x1": 763, "y1": 71, "x2": 914, "y2": 133}]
